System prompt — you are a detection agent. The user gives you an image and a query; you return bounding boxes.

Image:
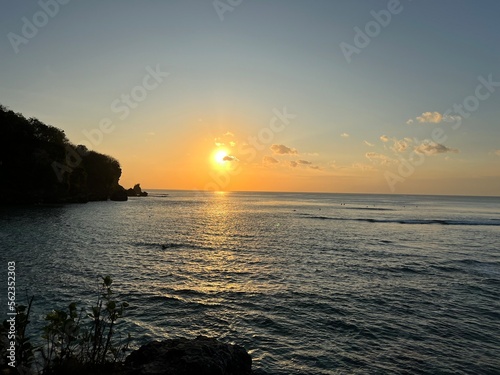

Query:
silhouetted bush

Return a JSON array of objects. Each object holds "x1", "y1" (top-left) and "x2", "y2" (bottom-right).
[{"x1": 0, "y1": 276, "x2": 130, "y2": 374}]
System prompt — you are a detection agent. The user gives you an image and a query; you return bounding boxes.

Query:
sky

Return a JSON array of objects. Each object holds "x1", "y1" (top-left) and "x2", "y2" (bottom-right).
[{"x1": 1, "y1": 0, "x2": 499, "y2": 195}]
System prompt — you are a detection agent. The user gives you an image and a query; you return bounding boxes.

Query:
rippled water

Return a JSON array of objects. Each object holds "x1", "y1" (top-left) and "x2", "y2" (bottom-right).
[{"x1": 1, "y1": 191, "x2": 500, "y2": 374}]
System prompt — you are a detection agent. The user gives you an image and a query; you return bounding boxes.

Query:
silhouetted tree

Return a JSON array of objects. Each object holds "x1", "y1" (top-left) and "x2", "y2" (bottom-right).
[{"x1": 0, "y1": 104, "x2": 127, "y2": 204}]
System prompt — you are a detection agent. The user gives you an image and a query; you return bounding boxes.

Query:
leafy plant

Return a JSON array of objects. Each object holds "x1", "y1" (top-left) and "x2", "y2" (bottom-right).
[
  {"x1": 0, "y1": 276, "x2": 130, "y2": 374},
  {"x1": 39, "y1": 276, "x2": 130, "y2": 374},
  {"x1": 85, "y1": 275, "x2": 130, "y2": 366},
  {"x1": 39, "y1": 301, "x2": 82, "y2": 373},
  {"x1": 0, "y1": 296, "x2": 35, "y2": 374},
  {"x1": 15, "y1": 298, "x2": 36, "y2": 372}
]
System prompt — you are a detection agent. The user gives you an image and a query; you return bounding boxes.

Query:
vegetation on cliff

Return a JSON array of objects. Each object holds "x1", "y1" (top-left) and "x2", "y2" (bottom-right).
[{"x1": 0, "y1": 104, "x2": 127, "y2": 205}]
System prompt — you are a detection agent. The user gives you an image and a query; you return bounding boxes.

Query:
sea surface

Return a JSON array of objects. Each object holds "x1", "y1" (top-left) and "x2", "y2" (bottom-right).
[{"x1": 1, "y1": 191, "x2": 500, "y2": 374}]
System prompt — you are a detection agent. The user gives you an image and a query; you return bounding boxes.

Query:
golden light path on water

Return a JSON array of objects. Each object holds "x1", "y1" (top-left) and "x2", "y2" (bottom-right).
[{"x1": 152, "y1": 192, "x2": 283, "y2": 305}]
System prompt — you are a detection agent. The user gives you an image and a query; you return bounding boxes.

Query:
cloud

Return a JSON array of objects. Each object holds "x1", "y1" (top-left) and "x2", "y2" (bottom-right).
[
  {"x1": 365, "y1": 152, "x2": 396, "y2": 165},
  {"x1": 443, "y1": 114, "x2": 461, "y2": 123},
  {"x1": 379, "y1": 135, "x2": 417, "y2": 153},
  {"x1": 380, "y1": 135, "x2": 389, "y2": 142},
  {"x1": 341, "y1": 133, "x2": 350, "y2": 138},
  {"x1": 287, "y1": 159, "x2": 320, "y2": 169},
  {"x1": 392, "y1": 137, "x2": 413, "y2": 153},
  {"x1": 416, "y1": 111, "x2": 443, "y2": 124},
  {"x1": 297, "y1": 160, "x2": 312, "y2": 165},
  {"x1": 263, "y1": 156, "x2": 279, "y2": 164},
  {"x1": 351, "y1": 162, "x2": 377, "y2": 171},
  {"x1": 222, "y1": 155, "x2": 239, "y2": 162},
  {"x1": 270, "y1": 144, "x2": 298, "y2": 155},
  {"x1": 407, "y1": 112, "x2": 461, "y2": 125},
  {"x1": 495, "y1": 150, "x2": 500, "y2": 156},
  {"x1": 364, "y1": 140, "x2": 375, "y2": 147},
  {"x1": 414, "y1": 140, "x2": 459, "y2": 155},
  {"x1": 215, "y1": 132, "x2": 236, "y2": 147}
]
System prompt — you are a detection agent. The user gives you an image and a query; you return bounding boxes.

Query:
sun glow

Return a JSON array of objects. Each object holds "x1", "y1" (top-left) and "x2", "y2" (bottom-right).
[{"x1": 213, "y1": 149, "x2": 229, "y2": 166}]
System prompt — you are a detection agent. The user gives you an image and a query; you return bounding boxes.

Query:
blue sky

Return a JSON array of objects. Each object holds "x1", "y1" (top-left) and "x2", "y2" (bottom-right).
[{"x1": 1, "y1": 1, "x2": 499, "y2": 194}]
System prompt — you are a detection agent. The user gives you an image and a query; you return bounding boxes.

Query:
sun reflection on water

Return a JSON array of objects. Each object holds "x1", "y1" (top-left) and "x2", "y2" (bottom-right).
[{"x1": 179, "y1": 192, "x2": 263, "y2": 295}]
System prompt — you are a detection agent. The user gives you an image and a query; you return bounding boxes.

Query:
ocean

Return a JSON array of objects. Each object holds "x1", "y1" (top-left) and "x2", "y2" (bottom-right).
[{"x1": 1, "y1": 191, "x2": 499, "y2": 374}]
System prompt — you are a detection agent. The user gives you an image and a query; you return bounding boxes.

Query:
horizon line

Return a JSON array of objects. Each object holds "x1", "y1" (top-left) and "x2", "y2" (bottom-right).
[{"x1": 138, "y1": 188, "x2": 500, "y2": 199}]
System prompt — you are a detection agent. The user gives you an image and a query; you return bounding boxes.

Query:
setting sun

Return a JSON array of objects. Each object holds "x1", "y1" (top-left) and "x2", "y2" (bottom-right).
[{"x1": 213, "y1": 149, "x2": 229, "y2": 165}]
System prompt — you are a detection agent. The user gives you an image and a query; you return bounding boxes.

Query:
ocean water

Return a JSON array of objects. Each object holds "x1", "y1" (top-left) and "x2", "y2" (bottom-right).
[{"x1": 1, "y1": 191, "x2": 499, "y2": 374}]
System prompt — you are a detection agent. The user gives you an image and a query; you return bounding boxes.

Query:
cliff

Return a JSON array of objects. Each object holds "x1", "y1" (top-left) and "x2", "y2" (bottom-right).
[{"x1": 0, "y1": 104, "x2": 127, "y2": 205}]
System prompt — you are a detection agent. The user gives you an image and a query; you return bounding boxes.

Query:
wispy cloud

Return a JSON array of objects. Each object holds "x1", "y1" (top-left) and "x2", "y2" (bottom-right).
[
  {"x1": 223, "y1": 155, "x2": 239, "y2": 161},
  {"x1": 215, "y1": 132, "x2": 236, "y2": 147},
  {"x1": 417, "y1": 111, "x2": 443, "y2": 123},
  {"x1": 407, "y1": 111, "x2": 462, "y2": 125},
  {"x1": 364, "y1": 140, "x2": 375, "y2": 147},
  {"x1": 392, "y1": 137, "x2": 413, "y2": 153},
  {"x1": 297, "y1": 160, "x2": 312, "y2": 165},
  {"x1": 341, "y1": 132, "x2": 350, "y2": 138},
  {"x1": 365, "y1": 152, "x2": 396, "y2": 165},
  {"x1": 263, "y1": 156, "x2": 279, "y2": 164},
  {"x1": 270, "y1": 144, "x2": 298, "y2": 155},
  {"x1": 380, "y1": 135, "x2": 389, "y2": 142},
  {"x1": 494, "y1": 150, "x2": 500, "y2": 156},
  {"x1": 414, "y1": 140, "x2": 459, "y2": 155},
  {"x1": 288, "y1": 159, "x2": 320, "y2": 170},
  {"x1": 443, "y1": 114, "x2": 462, "y2": 123},
  {"x1": 351, "y1": 162, "x2": 377, "y2": 171}
]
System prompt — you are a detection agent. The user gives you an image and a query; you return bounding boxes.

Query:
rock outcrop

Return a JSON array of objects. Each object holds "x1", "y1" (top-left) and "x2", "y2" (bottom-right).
[
  {"x1": 127, "y1": 183, "x2": 148, "y2": 197},
  {"x1": 124, "y1": 336, "x2": 252, "y2": 375},
  {"x1": 110, "y1": 185, "x2": 128, "y2": 201}
]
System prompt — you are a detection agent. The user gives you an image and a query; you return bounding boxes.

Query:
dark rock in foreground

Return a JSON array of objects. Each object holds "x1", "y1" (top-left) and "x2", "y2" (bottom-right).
[{"x1": 124, "y1": 336, "x2": 252, "y2": 375}]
